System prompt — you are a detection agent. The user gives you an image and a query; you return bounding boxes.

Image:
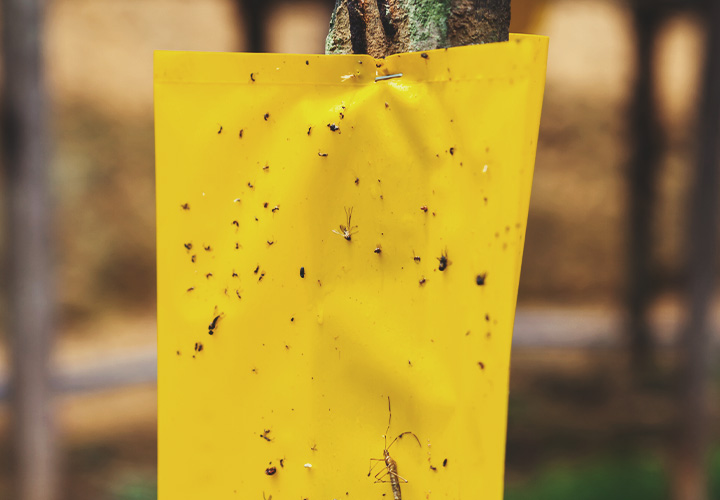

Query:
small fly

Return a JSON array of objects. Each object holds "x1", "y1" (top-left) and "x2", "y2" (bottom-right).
[
  {"x1": 332, "y1": 207, "x2": 358, "y2": 241},
  {"x1": 438, "y1": 249, "x2": 450, "y2": 271}
]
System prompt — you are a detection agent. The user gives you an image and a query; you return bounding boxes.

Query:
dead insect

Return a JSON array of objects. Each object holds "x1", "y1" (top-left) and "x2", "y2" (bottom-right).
[
  {"x1": 194, "y1": 342, "x2": 203, "y2": 352},
  {"x1": 232, "y1": 270, "x2": 239, "y2": 278},
  {"x1": 263, "y1": 202, "x2": 269, "y2": 208},
  {"x1": 368, "y1": 397, "x2": 421, "y2": 500},
  {"x1": 259, "y1": 272, "x2": 265, "y2": 282},
  {"x1": 184, "y1": 243, "x2": 192, "y2": 251},
  {"x1": 328, "y1": 123, "x2": 340, "y2": 132},
  {"x1": 271, "y1": 205, "x2": 280, "y2": 213},
  {"x1": 355, "y1": 177, "x2": 360, "y2": 185},
  {"x1": 191, "y1": 255, "x2": 196, "y2": 263},
  {"x1": 374, "y1": 245, "x2": 382, "y2": 254},
  {"x1": 218, "y1": 125, "x2": 223, "y2": 134},
  {"x1": 430, "y1": 465, "x2": 437, "y2": 472},
  {"x1": 265, "y1": 467, "x2": 277, "y2": 476},
  {"x1": 208, "y1": 314, "x2": 222, "y2": 334},
  {"x1": 413, "y1": 251, "x2": 421, "y2": 263},
  {"x1": 478, "y1": 361, "x2": 485, "y2": 370},
  {"x1": 438, "y1": 250, "x2": 449, "y2": 271},
  {"x1": 307, "y1": 126, "x2": 312, "y2": 135},
  {"x1": 449, "y1": 147, "x2": 455, "y2": 155},
  {"x1": 279, "y1": 459, "x2": 285, "y2": 468},
  {"x1": 248, "y1": 182, "x2": 254, "y2": 189},
  {"x1": 332, "y1": 207, "x2": 358, "y2": 241},
  {"x1": 232, "y1": 220, "x2": 239, "y2": 228},
  {"x1": 235, "y1": 243, "x2": 240, "y2": 249},
  {"x1": 420, "y1": 206, "x2": 428, "y2": 213},
  {"x1": 267, "y1": 240, "x2": 275, "y2": 246},
  {"x1": 476, "y1": 273, "x2": 487, "y2": 286},
  {"x1": 250, "y1": 73, "x2": 255, "y2": 82},
  {"x1": 260, "y1": 429, "x2": 273, "y2": 442},
  {"x1": 254, "y1": 265, "x2": 260, "y2": 274},
  {"x1": 263, "y1": 165, "x2": 270, "y2": 171},
  {"x1": 443, "y1": 458, "x2": 448, "y2": 467},
  {"x1": 421, "y1": 52, "x2": 429, "y2": 59},
  {"x1": 300, "y1": 267, "x2": 305, "y2": 278},
  {"x1": 419, "y1": 277, "x2": 426, "y2": 286},
  {"x1": 180, "y1": 203, "x2": 190, "y2": 210},
  {"x1": 187, "y1": 287, "x2": 194, "y2": 292},
  {"x1": 206, "y1": 273, "x2": 213, "y2": 279},
  {"x1": 204, "y1": 245, "x2": 212, "y2": 251},
  {"x1": 318, "y1": 152, "x2": 328, "y2": 157},
  {"x1": 264, "y1": 113, "x2": 270, "y2": 121},
  {"x1": 239, "y1": 129, "x2": 244, "y2": 138}
]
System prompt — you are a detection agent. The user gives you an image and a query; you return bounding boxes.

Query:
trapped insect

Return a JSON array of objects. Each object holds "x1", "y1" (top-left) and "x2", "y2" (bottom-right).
[
  {"x1": 332, "y1": 207, "x2": 358, "y2": 241},
  {"x1": 438, "y1": 249, "x2": 450, "y2": 271},
  {"x1": 208, "y1": 313, "x2": 222, "y2": 335},
  {"x1": 368, "y1": 397, "x2": 421, "y2": 500}
]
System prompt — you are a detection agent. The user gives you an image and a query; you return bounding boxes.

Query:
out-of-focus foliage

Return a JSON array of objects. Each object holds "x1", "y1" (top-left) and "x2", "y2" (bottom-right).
[{"x1": 506, "y1": 450, "x2": 720, "y2": 500}]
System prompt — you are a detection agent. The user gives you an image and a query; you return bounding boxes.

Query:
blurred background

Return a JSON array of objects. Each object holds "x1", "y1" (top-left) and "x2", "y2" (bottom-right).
[{"x1": 0, "y1": 0, "x2": 719, "y2": 499}]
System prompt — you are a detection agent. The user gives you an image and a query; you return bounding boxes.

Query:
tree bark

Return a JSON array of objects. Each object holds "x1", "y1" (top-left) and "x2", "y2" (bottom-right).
[
  {"x1": 326, "y1": 0, "x2": 510, "y2": 57},
  {"x1": 1, "y1": 0, "x2": 57, "y2": 498},
  {"x1": 672, "y1": 2, "x2": 720, "y2": 499}
]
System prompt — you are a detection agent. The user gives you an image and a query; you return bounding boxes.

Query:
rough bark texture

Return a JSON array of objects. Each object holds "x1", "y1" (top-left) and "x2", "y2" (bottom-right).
[
  {"x1": 2, "y1": 0, "x2": 57, "y2": 499},
  {"x1": 326, "y1": 0, "x2": 510, "y2": 57}
]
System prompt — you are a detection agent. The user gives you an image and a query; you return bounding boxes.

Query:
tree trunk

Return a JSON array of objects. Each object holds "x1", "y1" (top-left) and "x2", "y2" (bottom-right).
[
  {"x1": 1, "y1": 0, "x2": 57, "y2": 498},
  {"x1": 326, "y1": 0, "x2": 510, "y2": 57},
  {"x1": 672, "y1": 2, "x2": 720, "y2": 500},
  {"x1": 626, "y1": 4, "x2": 662, "y2": 378}
]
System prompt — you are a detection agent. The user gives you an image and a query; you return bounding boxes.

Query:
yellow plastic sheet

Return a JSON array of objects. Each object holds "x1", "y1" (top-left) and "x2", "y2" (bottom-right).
[{"x1": 155, "y1": 34, "x2": 547, "y2": 500}]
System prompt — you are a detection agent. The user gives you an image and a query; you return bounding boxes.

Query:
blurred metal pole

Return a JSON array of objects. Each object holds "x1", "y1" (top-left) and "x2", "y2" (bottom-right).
[
  {"x1": 673, "y1": 2, "x2": 720, "y2": 499},
  {"x1": 626, "y1": 3, "x2": 662, "y2": 377},
  {"x1": 1, "y1": 0, "x2": 57, "y2": 498}
]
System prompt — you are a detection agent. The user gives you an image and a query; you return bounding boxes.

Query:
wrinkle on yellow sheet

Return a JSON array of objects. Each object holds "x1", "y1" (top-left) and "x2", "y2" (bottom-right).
[{"x1": 155, "y1": 34, "x2": 547, "y2": 500}]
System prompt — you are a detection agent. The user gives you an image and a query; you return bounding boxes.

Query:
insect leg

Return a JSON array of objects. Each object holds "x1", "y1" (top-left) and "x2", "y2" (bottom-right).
[
  {"x1": 387, "y1": 431, "x2": 422, "y2": 450},
  {"x1": 374, "y1": 469, "x2": 408, "y2": 483},
  {"x1": 368, "y1": 457, "x2": 385, "y2": 477}
]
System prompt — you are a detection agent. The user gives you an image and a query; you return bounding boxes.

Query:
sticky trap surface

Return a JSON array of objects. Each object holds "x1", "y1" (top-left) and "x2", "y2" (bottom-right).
[{"x1": 155, "y1": 34, "x2": 547, "y2": 500}]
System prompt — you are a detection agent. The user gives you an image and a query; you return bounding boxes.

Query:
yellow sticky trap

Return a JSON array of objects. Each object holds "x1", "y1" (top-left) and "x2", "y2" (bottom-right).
[{"x1": 155, "y1": 34, "x2": 547, "y2": 500}]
